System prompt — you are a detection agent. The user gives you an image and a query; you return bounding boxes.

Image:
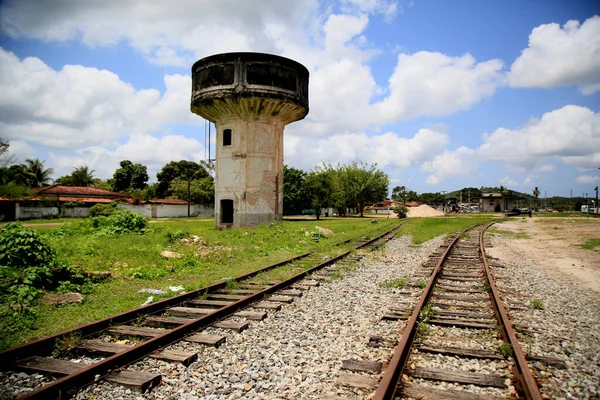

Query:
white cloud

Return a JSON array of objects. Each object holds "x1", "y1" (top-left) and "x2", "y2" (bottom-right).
[
  {"x1": 0, "y1": 0, "x2": 508, "y2": 140},
  {"x1": 509, "y1": 16, "x2": 600, "y2": 94},
  {"x1": 421, "y1": 146, "x2": 478, "y2": 186},
  {"x1": 416, "y1": 105, "x2": 600, "y2": 185},
  {"x1": 0, "y1": 48, "x2": 202, "y2": 151},
  {"x1": 576, "y1": 175, "x2": 600, "y2": 184},
  {"x1": 0, "y1": 0, "x2": 320, "y2": 67},
  {"x1": 374, "y1": 52, "x2": 504, "y2": 121},
  {"x1": 478, "y1": 105, "x2": 600, "y2": 170},
  {"x1": 499, "y1": 176, "x2": 518, "y2": 187},
  {"x1": 538, "y1": 164, "x2": 555, "y2": 172},
  {"x1": 49, "y1": 134, "x2": 206, "y2": 180},
  {"x1": 285, "y1": 128, "x2": 448, "y2": 171}
]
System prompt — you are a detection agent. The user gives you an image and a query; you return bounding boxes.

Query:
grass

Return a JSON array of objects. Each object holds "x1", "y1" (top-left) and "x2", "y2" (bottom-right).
[
  {"x1": 579, "y1": 238, "x2": 600, "y2": 250},
  {"x1": 2, "y1": 217, "x2": 398, "y2": 349},
  {"x1": 400, "y1": 216, "x2": 496, "y2": 244},
  {"x1": 380, "y1": 275, "x2": 410, "y2": 289},
  {"x1": 530, "y1": 299, "x2": 545, "y2": 310},
  {"x1": 498, "y1": 343, "x2": 513, "y2": 359},
  {"x1": 488, "y1": 228, "x2": 531, "y2": 239},
  {"x1": 3, "y1": 214, "x2": 494, "y2": 349}
]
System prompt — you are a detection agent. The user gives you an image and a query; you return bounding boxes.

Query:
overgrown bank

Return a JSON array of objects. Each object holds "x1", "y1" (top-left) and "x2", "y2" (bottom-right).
[{"x1": 0, "y1": 215, "x2": 493, "y2": 350}]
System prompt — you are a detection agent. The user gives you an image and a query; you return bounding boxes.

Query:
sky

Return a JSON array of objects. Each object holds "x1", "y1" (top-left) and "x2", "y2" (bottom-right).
[{"x1": 0, "y1": 0, "x2": 599, "y2": 197}]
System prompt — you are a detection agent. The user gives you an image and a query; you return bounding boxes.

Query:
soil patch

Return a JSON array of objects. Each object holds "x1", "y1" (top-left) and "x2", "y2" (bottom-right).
[{"x1": 488, "y1": 217, "x2": 600, "y2": 293}]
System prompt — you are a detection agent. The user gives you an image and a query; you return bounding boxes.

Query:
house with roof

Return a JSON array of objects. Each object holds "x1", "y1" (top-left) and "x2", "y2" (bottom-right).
[
  {"x1": 478, "y1": 192, "x2": 522, "y2": 213},
  {"x1": 1, "y1": 185, "x2": 214, "y2": 221}
]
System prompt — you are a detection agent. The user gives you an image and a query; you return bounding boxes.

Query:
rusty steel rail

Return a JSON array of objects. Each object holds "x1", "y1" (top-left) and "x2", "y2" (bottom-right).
[
  {"x1": 373, "y1": 222, "x2": 543, "y2": 400},
  {"x1": 372, "y1": 229, "x2": 462, "y2": 400},
  {"x1": 480, "y1": 224, "x2": 543, "y2": 400},
  {"x1": 12, "y1": 223, "x2": 402, "y2": 399}
]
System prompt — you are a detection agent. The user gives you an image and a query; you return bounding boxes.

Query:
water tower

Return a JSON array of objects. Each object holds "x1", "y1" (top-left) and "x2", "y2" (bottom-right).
[{"x1": 191, "y1": 53, "x2": 309, "y2": 229}]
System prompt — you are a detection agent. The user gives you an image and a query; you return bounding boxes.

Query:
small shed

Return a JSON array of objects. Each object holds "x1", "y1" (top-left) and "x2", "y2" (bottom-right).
[{"x1": 479, "y1": 192, "x2": 521, "y2": 213}]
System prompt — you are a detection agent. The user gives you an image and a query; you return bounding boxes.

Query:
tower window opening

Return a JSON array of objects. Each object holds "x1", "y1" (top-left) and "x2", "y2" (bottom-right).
[
  {"x1": 221, "y1": 199, "x2": 234, "y2": 224},
  {"x1": 223, "y1": 129, "x2": 232, "y2": 146}
]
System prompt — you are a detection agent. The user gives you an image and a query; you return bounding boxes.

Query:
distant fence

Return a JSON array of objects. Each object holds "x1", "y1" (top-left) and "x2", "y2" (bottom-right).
[{"x1": 13, "y1": 203, "x2": 214, "y2": 221}]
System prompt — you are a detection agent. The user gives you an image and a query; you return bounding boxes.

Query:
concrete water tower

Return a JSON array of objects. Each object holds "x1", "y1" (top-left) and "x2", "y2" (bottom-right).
[{"x1": 190, "y1": 53, "x2": 309, "y2": 229}]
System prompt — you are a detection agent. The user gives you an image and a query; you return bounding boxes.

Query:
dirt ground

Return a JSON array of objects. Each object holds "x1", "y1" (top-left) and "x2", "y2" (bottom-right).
[{"x1": 488, "y1": 217, "x2": 600, "y2": 294}]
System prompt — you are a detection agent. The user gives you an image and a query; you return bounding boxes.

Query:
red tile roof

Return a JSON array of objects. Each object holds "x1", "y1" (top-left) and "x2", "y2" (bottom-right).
[
  {"x1": 36, "y1": 185, "x2": 128, "y2": 198},
  {"x1": 149, "y1": 199, "x2": 189, "y2": 205}
]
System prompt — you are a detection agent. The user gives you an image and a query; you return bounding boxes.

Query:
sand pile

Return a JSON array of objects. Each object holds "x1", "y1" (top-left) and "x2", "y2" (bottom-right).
[{"x1": 407, "y1": 204, "x2": 445, "y2": 217}]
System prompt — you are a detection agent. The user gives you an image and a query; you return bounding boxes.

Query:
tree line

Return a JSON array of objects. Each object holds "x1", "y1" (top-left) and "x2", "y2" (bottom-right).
[
  {"x1": 284, "y1": 162, "x2": 389, "y2": 219},
  {"x1": 0, "y1": 138, "x2": 214, "y2": 204}
]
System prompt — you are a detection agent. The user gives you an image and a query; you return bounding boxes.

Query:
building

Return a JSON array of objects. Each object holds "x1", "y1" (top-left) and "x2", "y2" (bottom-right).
[
  {"x1": 190, "y1": 52, "x2": 309, "y2": 229},
  {"x1": 479, "y1": 192, "x2": 522, "y2": 213},
  {"x1": 1, "y1": 186, "x2": 214, "y2": 221}
]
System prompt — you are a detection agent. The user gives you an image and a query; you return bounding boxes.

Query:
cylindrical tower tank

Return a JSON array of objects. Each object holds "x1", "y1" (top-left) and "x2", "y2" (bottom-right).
[{"x1": 190, "y1": 52, "x2": 309, "y2": 229}]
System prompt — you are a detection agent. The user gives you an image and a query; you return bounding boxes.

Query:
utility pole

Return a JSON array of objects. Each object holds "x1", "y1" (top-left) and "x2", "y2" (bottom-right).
[{"x1": 544, "y1": 190, "x2": 546, "y2": 211}]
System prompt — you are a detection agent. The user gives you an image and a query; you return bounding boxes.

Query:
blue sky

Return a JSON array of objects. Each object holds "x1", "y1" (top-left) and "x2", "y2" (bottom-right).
[{"x1": 1, "y1": 0, "x2": 599, "y2": 197}]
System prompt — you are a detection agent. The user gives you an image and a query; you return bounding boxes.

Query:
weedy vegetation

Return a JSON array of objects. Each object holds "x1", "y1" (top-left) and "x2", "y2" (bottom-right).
[
  {"x1": 531, "y1": 299, "x2": 545, "y2": 310},
  {"x1": 380, "y1": 275, "x2": 410, "y2": 289},
  {"x1": 498, "y1": 342, "x2": 514, "y2": 359}
]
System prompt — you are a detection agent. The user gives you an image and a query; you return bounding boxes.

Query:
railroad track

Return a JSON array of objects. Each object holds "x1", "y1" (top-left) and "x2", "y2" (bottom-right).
[
  {"x1": 0, "y1": 223, "x2": 400, "y2": 399},
  {"x1": 373, "y1": 222, "x2": 543, "y2": 400}
]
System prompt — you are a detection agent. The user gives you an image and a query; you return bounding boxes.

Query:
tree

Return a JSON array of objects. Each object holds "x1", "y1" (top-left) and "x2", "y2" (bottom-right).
[
  {"x1": 303, "y1": 169, "x2": 337, "y2": 220},
  {"x1": 283, "y1": 165, "x2": 307, "y2": 215},
  {"x1": 0, "y1": 138, "x2": 17, "y2": 168},
  {"x1": 23, "y1": 158, "x2": 54, "y2": 188},
  {"x1": 110, "y1": 160, "x2": 149, "y2": 192},
  {"x1": 391, "y1": 186, "x2": 406, "y2": 204},
  {"x1": 533, "y1": 186, "x2": 540, "y2": 209},
  {"x1": 340, "y1": 162, "x2": 389, "y2": 217},
  {"x1": 156, "y1": 160, "x2": 209, "y2": 198},
  {"x1": 169, "y1": 176, "x2": 215, "y2": 205},
  {"x1": 55, "y1": 166, "x2": 95, "y2": 186}
]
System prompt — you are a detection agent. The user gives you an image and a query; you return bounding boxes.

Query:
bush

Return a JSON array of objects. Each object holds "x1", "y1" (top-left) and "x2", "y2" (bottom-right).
[
  {"x1": 91, "y1": 210, "x2": 148, "y2": 235},
  {"x1": 89, "y1": 203, "x2": 119, "y2": 217},
  {"x1": 0, "y1": 224, "x2": 94, "y2": 302},
  {"x1": 394, "y1": 205, "x2": 409, "y2": 218},
  {"x1": 0, "y1": 223, "x2": 56, "y2": 270}
]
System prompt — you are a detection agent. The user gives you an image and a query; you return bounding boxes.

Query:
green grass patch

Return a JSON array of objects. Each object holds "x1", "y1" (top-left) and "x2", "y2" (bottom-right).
[
  {"x1": 579, "y1": 238, "x2": 600, "y2": 250},
  {"x1": 530, "y1": 299, "x2": 544, "y2": 310},
  {"x1": 1, "y1": 218, "x2": 397, "y2": 349},
  {"x1": 400, "y1": 216, "x2": 495, "y2": 244},
  {"x1": 380, "y1": 275, "x2": 410, "y2": 289}
]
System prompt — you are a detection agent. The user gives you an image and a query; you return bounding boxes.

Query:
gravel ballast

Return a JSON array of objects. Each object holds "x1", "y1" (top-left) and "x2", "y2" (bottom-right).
[
  {"x1": 70, "y1": 235, "x2": 442, "y2": 400},
  {"x1": 488, "y1": 227, "x2": 600, "y2": 400}
]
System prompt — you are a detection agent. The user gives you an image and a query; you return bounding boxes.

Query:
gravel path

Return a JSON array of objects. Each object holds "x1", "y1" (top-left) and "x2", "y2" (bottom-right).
[
  {"x1": 488, "y1": 231, "x2": 600, "y2": 400},
  {"x1": 72, "y1": 235, "x2": 443, "y2": 400}
]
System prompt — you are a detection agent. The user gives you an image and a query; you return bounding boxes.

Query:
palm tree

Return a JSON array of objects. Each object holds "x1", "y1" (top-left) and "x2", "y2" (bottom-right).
[
  {"x1": 533, "y1": 186, "x2": 540, "y2": 210},
  {"x1": 23, "y1": 158, "x2": 54, "y2": 188}
]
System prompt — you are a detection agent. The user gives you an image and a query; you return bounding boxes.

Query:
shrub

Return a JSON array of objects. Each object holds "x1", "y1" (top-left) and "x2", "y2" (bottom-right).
[
  {"x1": 92, "y1": 210, "x2": 148, "y2": 235},
  {"x1": 394, "y1": 205, "x2": 409, "y2": 218},
  {"x1": 0, "y1": 223, "x2": 93, "y2": 300},
  {"x1": 89, "y1": 203, "x2": 119, "y2": 217}
]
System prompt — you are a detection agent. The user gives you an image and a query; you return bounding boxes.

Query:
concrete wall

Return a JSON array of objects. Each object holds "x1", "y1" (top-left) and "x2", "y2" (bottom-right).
[
  {"x1": 15, "y1": 203, "x2": 214, "y2": 220},
  {"x1": 215, "y1": 117, "x2": 283, "y2": 229},
  {"x1": 16, "y1": 204, "x2": 59, "y2": 220},
  {"x1": 118, "y1": 204, "x2": 214, "y2": 218}
]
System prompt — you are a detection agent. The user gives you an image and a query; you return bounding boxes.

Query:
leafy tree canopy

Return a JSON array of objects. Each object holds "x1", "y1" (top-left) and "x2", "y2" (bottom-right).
[
  {"x1": 55, "y1": 166, "x2": 95, "y2": 187},
  {"x1": 169, "y1": 176, "x2": 215, "y2": 205},
  {"x1": 23, "y1": 158, "x2": 53, "y2": 188},
  {"x1": 156, "y1": 160, "x2": 209, "y2": 198},
  {"x1": 283, "y1": 165, "x2": 307, "y2": 215},
  {"x1": 109, "y1": 160, "x2": 149, "y2": 192}
]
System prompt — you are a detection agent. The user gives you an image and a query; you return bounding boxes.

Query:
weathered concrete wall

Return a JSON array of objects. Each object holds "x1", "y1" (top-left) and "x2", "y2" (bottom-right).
[
  {"x1": 191, "y1": 52, "x2": 309, "y2": 229},
  {"x1": 15, "y1": 204, "x2": 58, "y2": 220},
  {"x1": 14, "y1": 203, "x2": 214, "y2": 220},
  {"x1": 214, "y1": 117, "x2": 283, "y2": 228},
  {"x1": 118, "y1": 204, "x2": 214, "y2": 218}
]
